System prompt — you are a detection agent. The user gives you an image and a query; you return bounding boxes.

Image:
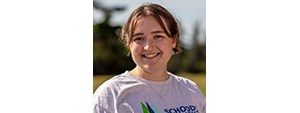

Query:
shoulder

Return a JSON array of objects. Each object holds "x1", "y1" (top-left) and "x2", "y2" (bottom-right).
[
  {"x1": 94, "y1": 71, "x2": 132, "y2": 96},
  {"x1": 168, "y1": 72, "x2": 206, "y2": 103},
  {"x1": 94, "y1": 71, "x2": 143, "y2": 99},
  {"x1": 168, "y1": 72, "x2": 204, "y2": 95},
  {"x1": 169, "y1": 72, "x2": 198, "y2": 87},
  {"x1": 93, "y1": 71, "x2": 134, "y2": 111}
]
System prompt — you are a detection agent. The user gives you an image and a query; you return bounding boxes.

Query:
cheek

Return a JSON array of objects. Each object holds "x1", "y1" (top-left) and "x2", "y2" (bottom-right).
[
  {"x1": 159, "y1": 45, "x2": 173, "y2": 59},
  {"x1": 160, "y1": 41, "x2": 174, "y2": 51},
  {"x1": 129, "y1": 43, "x2": 141, "y2": 55}
]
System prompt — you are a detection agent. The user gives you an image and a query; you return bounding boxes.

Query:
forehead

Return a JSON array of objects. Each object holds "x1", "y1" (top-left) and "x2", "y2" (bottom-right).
[{"x1": 133, "y1": 15, "x2": 168, "y2": 34}]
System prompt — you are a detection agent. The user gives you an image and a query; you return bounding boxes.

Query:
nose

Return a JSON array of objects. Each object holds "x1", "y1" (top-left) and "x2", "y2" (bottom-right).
[{"x1": 144, "y1": 39, "x2": 154, "y2": 50}]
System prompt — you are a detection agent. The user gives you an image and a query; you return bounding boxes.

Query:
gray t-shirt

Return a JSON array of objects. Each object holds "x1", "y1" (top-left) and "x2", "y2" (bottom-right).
[{"x1": 93, "y1": 71, "x2": 206, "y2": 113}]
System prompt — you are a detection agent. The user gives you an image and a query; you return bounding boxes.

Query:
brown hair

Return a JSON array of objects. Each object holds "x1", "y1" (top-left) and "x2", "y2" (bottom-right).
[{"x1": 120, "y1": 3, "x2": 181, "y2": 54}]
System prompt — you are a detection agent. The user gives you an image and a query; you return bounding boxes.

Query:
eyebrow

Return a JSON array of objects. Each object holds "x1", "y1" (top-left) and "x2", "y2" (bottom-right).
[
  {"x1": 133, "y1": 33, "x2": 143, "y2": 37},
  {"x1": 133, "y1": 30, "x2": 165, "y2": 37},
  {"x1": 151, "y1": 30, "x2": 165, "y2": 34}
]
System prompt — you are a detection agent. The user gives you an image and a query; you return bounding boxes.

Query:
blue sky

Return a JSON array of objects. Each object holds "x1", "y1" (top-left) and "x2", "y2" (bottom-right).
[{"x1": 94, "y1": 0, "x2": 206, "y2": 47}]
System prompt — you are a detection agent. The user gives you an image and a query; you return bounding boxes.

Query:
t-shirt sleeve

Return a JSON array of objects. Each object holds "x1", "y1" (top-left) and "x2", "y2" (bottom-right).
[
  {"x1": 93, "y1": 80, "x2": 117, "y2": 113},
  {"x1": 93, "y1": 103, "x2": 109, "y2": 113},
  {"x1": 200, "y1": 98, "x2": 206, "y2": 113},
  {"x1": 176, "y1": 76, "x2": 206, "y2": 113},
  {"x1": 93, "y1": 95, "x2": 113, "y2": 113}
]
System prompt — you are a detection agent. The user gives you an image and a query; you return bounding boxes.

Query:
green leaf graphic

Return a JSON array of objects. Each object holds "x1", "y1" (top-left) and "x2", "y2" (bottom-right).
[{"x1": 141, "y1": 102, "x2": 150, "y2": 113}]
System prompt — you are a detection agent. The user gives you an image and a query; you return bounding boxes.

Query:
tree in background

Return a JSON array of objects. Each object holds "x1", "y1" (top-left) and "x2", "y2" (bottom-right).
[
  {"x1": 168, "y1": 21, "x2": 206, "y2": 74},
  {"x1": 93, "y1": 1, "x2": 206, "y2": 75},
  {"x1": 93, "y1": 1, "x2": 135, "y2": 75},
  {"x1": 187, "y1": 21, "x2": 206, "y2": 73}
]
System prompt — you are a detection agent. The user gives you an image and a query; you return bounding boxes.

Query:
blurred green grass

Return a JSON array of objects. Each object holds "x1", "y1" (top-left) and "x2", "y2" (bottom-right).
[{"x1": 93, "y1": 73, "x2": 206, "y2": 96}]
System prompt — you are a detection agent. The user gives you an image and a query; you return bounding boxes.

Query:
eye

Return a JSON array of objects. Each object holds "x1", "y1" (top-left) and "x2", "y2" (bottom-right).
[
  {"x1": 154, "y1": 35, "x2": 164, "y2": 39},
  {"x1": 133, "y1": 37, "x2": 144, "y2": 41}
]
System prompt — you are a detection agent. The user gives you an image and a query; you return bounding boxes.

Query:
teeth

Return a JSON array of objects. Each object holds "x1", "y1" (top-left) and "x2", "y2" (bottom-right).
[{"x1": 143, "y1": 53, "x2": 159, "y2": 58}]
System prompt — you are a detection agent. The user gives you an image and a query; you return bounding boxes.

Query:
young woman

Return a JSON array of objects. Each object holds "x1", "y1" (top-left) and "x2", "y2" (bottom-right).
[{"x1": 94, "y1": 3, "x2": 206, "y2": 113}]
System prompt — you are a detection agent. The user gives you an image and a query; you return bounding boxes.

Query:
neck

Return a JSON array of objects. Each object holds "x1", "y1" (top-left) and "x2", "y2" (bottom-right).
[{"x1": 130, "y1": 66, "x2": 169, "y2": 81}]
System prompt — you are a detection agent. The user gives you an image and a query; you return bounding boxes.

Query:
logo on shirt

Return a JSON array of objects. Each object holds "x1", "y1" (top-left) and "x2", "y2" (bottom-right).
[
  {"x1": 140, "y1": 102, "x2": 199, "y2": 113},
  {"x1": 141, "y1": 102, "x2": 161, "y2": 113}
]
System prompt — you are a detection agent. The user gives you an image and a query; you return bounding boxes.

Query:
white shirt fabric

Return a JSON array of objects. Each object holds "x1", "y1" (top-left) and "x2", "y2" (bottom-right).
[{"x1": 93, "y1": 71, "x2": 206, "y2": 113}]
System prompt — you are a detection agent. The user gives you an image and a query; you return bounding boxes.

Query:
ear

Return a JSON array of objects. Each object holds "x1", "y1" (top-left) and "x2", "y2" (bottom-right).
[{"x1": 171, "y1": 37, "x2": 177, "y2": 48}]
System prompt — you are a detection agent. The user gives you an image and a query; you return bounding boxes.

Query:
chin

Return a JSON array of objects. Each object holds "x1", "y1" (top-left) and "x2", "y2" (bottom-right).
[{"x1": 139, "y1": 64, "x2": 156, "y2": 72}]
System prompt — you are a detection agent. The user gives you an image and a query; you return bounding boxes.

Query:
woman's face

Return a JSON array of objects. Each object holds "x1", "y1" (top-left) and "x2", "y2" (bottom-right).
[{"x1": 129, "y1": 15, "x2": 176, "y2": 72}]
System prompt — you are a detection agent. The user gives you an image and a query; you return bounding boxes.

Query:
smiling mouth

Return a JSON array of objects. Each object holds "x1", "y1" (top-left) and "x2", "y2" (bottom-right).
[{"x1": 141, "y1": 53, "x2": 160, "y2": 59}]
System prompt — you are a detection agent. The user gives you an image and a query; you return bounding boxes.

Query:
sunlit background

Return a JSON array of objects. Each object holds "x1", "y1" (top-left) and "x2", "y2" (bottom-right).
[
  {"x1": 3, "y1": 0, "x2": 300, "y2": 112},
  {"x1": 93, "y1": 0, "x2": 206, "y2": 95},
  {"x1": 94, "y1": 0, "x2": 206, "y2": 46}
]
